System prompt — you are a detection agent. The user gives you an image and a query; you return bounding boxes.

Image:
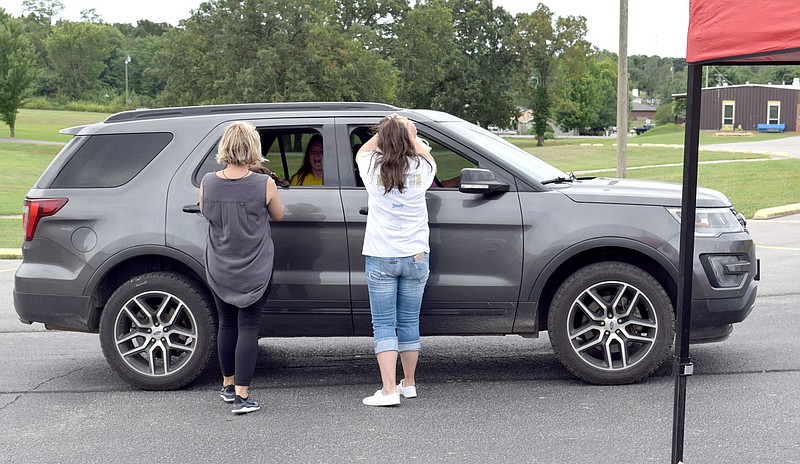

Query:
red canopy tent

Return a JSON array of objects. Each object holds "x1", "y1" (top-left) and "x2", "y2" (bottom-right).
[
  {"x1": 687, "y1": 0, "x2": 800, "y2": 64},
  {"x1": 674, "y1": 1, "x2": 800, "y2": 462}
]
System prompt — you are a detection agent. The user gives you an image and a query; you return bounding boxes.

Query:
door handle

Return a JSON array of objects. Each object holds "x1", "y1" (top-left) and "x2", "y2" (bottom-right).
[
  {"x1": 182, "y1": 203, "x2": 201, "y2": 214},
  {"x1": 359, "y1": 207, "x2": 369, "y2": 215}
]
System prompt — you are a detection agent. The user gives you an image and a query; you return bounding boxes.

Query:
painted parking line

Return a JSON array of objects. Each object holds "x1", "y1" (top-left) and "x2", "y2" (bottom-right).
[
  {"x1": 0, "y1": 267, "x2": 18, "y2": 273},
  {"x1": 757, "y1": 245, "x2": 800, "y2": 251}
]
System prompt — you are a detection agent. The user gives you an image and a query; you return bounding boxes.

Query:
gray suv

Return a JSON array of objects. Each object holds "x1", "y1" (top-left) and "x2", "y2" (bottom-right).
[{"x1": 13, "y1": 102, "x2": 759, "y2": 390}]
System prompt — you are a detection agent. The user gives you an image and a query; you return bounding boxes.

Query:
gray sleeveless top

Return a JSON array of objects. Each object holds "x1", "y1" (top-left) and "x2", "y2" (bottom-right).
[{"x1": 202, "y1": 172, "x2": 274, "y2": 307}]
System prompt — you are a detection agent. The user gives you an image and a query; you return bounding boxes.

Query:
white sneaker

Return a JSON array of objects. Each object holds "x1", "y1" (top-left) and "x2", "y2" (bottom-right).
[
  {"x1": 362, "y1": 389, "x2": 400, "y2": 406},
  {"x1": 397, "y1": 380, "x2": 417, "y2": 398}
]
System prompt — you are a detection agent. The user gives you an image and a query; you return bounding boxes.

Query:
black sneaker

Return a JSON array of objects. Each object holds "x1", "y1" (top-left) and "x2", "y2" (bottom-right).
[
  {"x1": 219, "y1": 385, "x2": 235, "y2": 403},
  {"x1": 232, "y1": 395, "x2": 261, "y2": 415}
]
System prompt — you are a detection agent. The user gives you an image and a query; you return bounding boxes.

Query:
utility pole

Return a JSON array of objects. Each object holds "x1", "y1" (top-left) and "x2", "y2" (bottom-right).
[
  {"x1": 616, "y1": 0, "x2": 628, "y2": 178},
  {"x1": 125, "y1": 54, "x2": 131, "y2": 107}
]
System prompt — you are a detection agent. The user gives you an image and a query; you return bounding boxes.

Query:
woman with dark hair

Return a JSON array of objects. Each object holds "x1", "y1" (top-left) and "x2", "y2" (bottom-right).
[
  {"x1": 290, "y1": 134, "x2": 324, "y2": 186},
  {"x1": 355, "y1": 114, "x2": 437, "y2": 407}
]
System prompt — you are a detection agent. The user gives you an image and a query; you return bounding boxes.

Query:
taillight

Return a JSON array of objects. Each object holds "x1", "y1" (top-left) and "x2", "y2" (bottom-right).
[{"x1": 23, "y1": 198, "x2": 68, "y2": 241}]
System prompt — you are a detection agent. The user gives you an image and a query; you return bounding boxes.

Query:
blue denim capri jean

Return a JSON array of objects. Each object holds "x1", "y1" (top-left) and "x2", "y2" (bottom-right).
[{"x1": 365, "y1": 253, "x2": 430, "y2": 354}]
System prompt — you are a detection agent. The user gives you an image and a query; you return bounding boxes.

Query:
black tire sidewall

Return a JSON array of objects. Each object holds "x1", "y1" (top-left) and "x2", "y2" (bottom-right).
[
  {"x1": 99, "y1": 271, "x2": 216, "y2": 390},
  {"x1": 548, "y1": 262, "x2": 675, "y2": 384}
]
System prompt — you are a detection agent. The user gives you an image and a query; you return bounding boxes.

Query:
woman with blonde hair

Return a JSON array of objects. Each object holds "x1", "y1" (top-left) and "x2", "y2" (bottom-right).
[
  {"x1": 356, "y1": 114, "x2": 436, "y2": 406},
  {"x1": 200, "y1": 121, "x2": 284, "y2": 414}
]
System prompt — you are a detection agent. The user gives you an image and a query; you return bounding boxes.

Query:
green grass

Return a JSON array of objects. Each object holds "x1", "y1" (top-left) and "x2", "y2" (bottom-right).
[
  {"x1": 511, "y1": 124, "x2": 798, "y2": 147},
  {"x1": 1, "y1": 108, "x2": 110, "y2": 142},
  {"x1": 639, "y1": 123, "x2": 800, "y2": 145},
  {"x1": 624, "y1": 159, "x2": 800, "y2": 218},
  {"x1": 0, "y1": 143, "x2": 61, "y2": 215},
  {"x1": 511, "y1": 143, "x2": 767, "y2": 172},
  {"x1": 0, "y1": 219, "x2": 22, "y2": 249}
]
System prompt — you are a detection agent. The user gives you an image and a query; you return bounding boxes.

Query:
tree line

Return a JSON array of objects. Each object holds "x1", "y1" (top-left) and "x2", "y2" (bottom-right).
[{"x1": 4, "y1": 0, "x2": 800, "y2": 142}]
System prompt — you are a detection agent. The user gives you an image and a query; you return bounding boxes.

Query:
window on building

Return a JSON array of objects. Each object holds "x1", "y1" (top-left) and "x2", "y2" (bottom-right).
[
  {"x1": 767, "y1": 101, "x2": 781, "y2": 124},
  {"x1": 722, "y1": 100, "x2": 735, "y2": 126}
]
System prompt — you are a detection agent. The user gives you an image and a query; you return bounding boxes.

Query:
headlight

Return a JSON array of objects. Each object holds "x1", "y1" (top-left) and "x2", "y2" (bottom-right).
[{"x1": 666, "y1": 207, "x2": 745, "y2": 237}]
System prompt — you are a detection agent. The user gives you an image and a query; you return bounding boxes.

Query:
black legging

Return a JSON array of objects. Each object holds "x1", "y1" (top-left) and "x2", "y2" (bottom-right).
[{"x1": 213, "y1": 291, "x2": 268, "y2": 387}]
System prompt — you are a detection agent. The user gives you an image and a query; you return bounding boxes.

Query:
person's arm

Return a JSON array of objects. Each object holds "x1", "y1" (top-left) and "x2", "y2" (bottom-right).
[
  {"x1": 357, "y1": 132, "x2": 378, "y2": 156},
  {"x1": 439, "y1": 175, "x2": 459, "y2": 188},
  {"x1": 199, "y1": 179, "x2": 204, "y2": 215},
  {"x1": 415, "y1": 139, "x2": 436, "y2": 171},
  {"x1": 266, "y1": 176, "x2": 285, "y2": 221},
  {"x1": 407, "y1": 124, "x2": 437, "y2": 172}
]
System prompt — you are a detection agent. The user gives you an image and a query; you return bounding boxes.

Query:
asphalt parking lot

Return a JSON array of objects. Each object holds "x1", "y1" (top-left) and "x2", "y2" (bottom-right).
[{"x1": 0, "y1": 215, "x2": 798, "y2": 463}]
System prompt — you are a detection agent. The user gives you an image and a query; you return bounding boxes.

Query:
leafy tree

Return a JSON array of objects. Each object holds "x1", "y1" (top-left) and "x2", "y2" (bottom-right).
[
  {"x1": 512, "y1": 3, "x2": 589, "y2": 145},
  {"x1": 113, "y1": 20, "x2": 173, "y2": 39},
  {"x1": 758, "y1": 65, "x2": 800, "y2": 85},
  {"x1": 18, "y1": 1, "x2": 62, "y2": 97},
  {"x1": 80, "y1": 8, "x2": 102, "y2": 23},
  {"x1": 593, "y1": 56, "x2": 618, "y2": 130},
  {"x1": 304, "y1": 2, "x2": 399, "y2": 102},
  {"x1": 44, "y1": 21, "x2": 116, "y2": 99},
  {"x1": 154, "y1": 0, "x2": 396, "y2": 106},
  {"x1": 103, "y1": 21, "x2": 174, "y2": 102},
  {"x1": 21, "y1": 0, "x2": 64, "y2": 26},
  {"x1": 552, "y1": 44, "x2": 617, "y2": 133},
  {"x1": 0, "y1": 10, "x2": 38, "y2": 137},
  {"x1": 435, "y1": 0, "x2": 516, "y2": 127},
  {"x1": 655, "y1": 65, "x2": 686, "y2": 109},
  {"x1": 154, "y1": 0, "x2": 320, "y2": 104},
  {"x1": 654, "y1": 102, "x2": 674, "y2": 126},
  {"x1": 333, "y1": 0, "x2": 407, "y2": 38},
  {"x1": 393, "y1": 0, "x2": 458, "y2": 108},
  {"x1": 98, "y1": 26, "x2": 130, "y2": 94}
]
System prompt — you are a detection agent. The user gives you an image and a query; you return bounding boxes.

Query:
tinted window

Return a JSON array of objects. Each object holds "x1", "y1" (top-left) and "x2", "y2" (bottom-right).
[{"x1": 51, "y1": 133, "x2": 172, "y2": 188}]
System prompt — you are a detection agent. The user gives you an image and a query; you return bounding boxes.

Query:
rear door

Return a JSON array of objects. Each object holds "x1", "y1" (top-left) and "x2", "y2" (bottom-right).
[
  {"x1": 167, "y1": 117, "x2": 353, "y2": 336},
  {"x1": 335, "y1": 117, "x2": 524, "y2": 335}
]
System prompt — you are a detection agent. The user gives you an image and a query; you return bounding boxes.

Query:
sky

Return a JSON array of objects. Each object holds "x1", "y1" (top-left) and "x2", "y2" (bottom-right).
[{"x1": 2, "y1": 0, "x2": 690, "y2": 57}]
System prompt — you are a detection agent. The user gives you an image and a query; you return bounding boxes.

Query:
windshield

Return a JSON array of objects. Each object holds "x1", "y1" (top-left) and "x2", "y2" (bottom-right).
[{"x1": 443, "y1": 121, "x2": 567, "y2": 182}]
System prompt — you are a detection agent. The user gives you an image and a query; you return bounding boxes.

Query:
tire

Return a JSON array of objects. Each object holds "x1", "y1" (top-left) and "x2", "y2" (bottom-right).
[
  {"x1": 547, "y1": 262, "x2": 675, "y2": 384},
  {"x1": 99, "y1": 272, "x2": 216, "y2": 390}
]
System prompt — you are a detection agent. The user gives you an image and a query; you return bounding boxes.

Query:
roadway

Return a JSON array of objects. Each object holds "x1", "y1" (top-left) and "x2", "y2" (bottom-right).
[{"x1": 0, "y1": 215, "x2": 798, "y2": 463}]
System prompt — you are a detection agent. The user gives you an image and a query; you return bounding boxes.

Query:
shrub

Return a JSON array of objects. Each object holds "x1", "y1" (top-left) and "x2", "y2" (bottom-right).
[{"x1": 655, "y1": 103, "x2": 674, "y2": 126}]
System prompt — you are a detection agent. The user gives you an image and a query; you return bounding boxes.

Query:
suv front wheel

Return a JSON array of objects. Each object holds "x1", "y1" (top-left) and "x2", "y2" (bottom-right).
[
  {"x1": 99, "y1": 272, "x2": 216, "y2": 390},
  {"x1": 548, "y1": 262, "x2": 675, "y2": 384}
]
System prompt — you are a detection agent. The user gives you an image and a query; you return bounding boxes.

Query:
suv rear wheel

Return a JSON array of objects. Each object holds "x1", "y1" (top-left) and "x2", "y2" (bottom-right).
[
  {"x1": 99, "y1": 272, "x2": 216, "y2": 390},
  {"x1": 548, "y1": 262, "x2": 675, "y2": 384}
]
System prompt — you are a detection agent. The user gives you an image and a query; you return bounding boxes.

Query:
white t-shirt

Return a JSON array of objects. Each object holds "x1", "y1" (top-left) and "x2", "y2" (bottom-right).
[{"x1": 357, "y1": 151, "x2": 436, "y2": 257}]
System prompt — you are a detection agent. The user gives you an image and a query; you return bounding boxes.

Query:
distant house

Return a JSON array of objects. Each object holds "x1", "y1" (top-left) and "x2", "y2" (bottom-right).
[
  {"x1": 674, "y1": 81, "x2": 800, "y2": 132},
  {"x1": 631, "y1": 101, "x2": 657, "y2": 121},
  {"x1": 517, "y1": 109, "x2": 533, "y2": 134},
  {"x1": 515, "y1": 108, "x2": 579, "y2": 136}
]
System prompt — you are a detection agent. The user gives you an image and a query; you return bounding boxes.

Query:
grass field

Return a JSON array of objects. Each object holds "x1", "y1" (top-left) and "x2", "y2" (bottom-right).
[
  {"x1": 0, "y1": 142, "x2": 60, "y2": 214},
  {"x1": 512, "y1": 143, "x2": 769, "y2": 172},
  {"x1": 624, "y1": 159, "x2": 800, "y2": 218},
  {"x1": 0, "y1": 219, "x2": 20, "y2": 249},
  {"x1": 1, "y1": 108, "x2": 110, "y2": 143},
  {"x1": 519, "y1": 123, "x2": 798, "y2": 147},
  {"x1": 0, "y1": 110, "x2": 798, "y2": 249}
]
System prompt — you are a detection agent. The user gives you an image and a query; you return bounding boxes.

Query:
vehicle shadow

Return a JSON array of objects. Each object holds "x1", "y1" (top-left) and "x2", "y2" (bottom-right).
[{"x1": 190, "y1": 335, "x2": 688, "y2": 391}]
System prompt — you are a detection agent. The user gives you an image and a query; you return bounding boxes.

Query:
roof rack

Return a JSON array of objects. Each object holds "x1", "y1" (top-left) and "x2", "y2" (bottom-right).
[{"x1": 104, "y1": 102, "x2": 399, "y2": 123}]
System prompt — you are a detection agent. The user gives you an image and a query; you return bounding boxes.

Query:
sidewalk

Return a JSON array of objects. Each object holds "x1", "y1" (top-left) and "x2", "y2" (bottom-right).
[{"x1": 0, "y1": 137, "x2": 65, "y2": 146}]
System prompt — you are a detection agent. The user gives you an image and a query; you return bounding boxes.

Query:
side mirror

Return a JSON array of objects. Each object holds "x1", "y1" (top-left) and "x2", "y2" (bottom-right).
[{"x1": 458, "y1": 168, "x2": 509, "y2": 195}]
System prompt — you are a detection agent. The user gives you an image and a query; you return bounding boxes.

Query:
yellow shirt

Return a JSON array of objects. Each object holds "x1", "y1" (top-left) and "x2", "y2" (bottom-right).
[{"x1": 290, "y1": 173, "x2": 323, "y2": 186}]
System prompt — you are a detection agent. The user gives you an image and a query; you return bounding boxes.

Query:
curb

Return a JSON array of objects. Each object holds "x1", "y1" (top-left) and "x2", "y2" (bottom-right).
[
  {"x1": 752, "y1": 203, "x2": 800, "y2": 220},
  {"x1": 0, "y1": 248, "x2": 22, "y2": 259}
]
